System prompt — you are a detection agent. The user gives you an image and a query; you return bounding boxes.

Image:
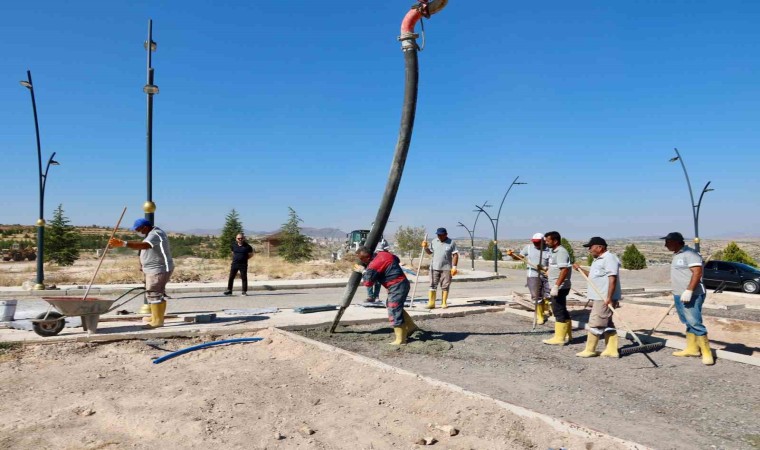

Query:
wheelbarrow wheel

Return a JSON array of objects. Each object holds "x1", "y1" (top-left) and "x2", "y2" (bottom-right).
[{"x1": 33, "y1": 312, "x2": 65, "y2": 337}]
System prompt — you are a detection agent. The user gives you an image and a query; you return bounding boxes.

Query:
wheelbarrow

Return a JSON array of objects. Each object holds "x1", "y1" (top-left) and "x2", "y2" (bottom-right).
[{"x1": 32, "y1": 287, "x2": 147, "y2": 337}]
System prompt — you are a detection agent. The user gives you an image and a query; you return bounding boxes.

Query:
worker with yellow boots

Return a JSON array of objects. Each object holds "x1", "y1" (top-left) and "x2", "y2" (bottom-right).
[
  {"x1": 542, "y1": 231, "x2": 574, "y2": 345},
  {"x1": 422, "y1": 228, "x2": 459, "y2": 309},
  {"x1": 661, "y1": 232, "x2": 714, "y2": 365},
  {"x1": 507, "y1": 233, "x2": 551, "y2": 325},
  {"x1": 109, "y1": 218, "x2": 174, "y2": 329},
  {"x1": 573, "y1": 237, "x2": 621, "y2": 358},
  {"x1": 356, "y1": 245, "x2": 417, "y2": 345}
]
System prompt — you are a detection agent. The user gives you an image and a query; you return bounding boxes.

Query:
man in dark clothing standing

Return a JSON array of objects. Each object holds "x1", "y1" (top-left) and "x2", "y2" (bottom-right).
[{"x1": 224, "y1": 233, "x2": 254, "y2": 296}]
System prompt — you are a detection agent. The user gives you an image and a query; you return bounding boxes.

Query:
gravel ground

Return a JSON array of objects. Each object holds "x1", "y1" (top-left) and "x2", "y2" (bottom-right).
[{"x1": 297, "y1": 311, "x2": 760, "y2": 450}]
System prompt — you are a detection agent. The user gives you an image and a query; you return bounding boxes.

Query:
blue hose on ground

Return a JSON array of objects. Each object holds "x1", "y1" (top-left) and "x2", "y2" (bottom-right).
[{"x1": 152, "y1": 337, "x2": 262, "y2": 364}]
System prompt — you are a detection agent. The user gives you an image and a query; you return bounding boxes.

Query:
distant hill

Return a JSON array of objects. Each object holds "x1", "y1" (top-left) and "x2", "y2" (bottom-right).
[{"x1": 178, "y1": 227, "x2": 346, "y2": 239}]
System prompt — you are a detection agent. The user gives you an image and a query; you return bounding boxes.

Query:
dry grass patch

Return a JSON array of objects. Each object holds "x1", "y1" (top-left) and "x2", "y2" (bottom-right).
[{"x1": 0, "y1": 255, "x2": 358, "y2": 287}]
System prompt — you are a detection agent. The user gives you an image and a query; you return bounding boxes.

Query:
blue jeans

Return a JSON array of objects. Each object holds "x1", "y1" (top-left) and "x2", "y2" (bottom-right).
[{"x1": 673, "y1": 293, "x2": 708, "y2": 336}]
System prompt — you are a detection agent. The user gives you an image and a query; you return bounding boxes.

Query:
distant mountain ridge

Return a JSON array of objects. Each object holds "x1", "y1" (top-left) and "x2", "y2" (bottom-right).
[{"x1": 179, "y1": 227, "x2": 347, "y2": 239}]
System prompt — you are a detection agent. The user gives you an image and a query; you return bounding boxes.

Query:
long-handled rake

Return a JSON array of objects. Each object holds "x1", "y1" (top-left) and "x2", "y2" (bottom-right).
[
  {"x1": 575, "y1": 267, "x2": 664, "y2": 360},
  {"x1": 408, "y1": 233, "x2": 428, "y2": 308},
  {"x1": 647, "y1": 252, "x2": 716, "y2": 336}
]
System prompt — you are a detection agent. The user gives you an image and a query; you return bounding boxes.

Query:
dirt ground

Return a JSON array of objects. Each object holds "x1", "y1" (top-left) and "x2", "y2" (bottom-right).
[
  {"x1": 0, "y1": 328, "x2": 637, "y2": 450},
  {"x1": 298, "y1": 312, "x2": 760, "y2": 450}
]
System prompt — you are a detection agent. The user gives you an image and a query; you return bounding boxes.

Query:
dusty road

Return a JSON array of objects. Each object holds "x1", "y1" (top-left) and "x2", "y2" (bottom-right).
[
  {"x1": 0, "y1": 329, "x2": 634, "y2": 450},
  {"x1": 297, "y1": 311, "x2": 760, "y2": 450}
]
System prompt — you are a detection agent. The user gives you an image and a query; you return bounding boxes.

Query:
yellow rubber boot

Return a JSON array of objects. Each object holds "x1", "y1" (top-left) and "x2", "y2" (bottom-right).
[
  {"x1": 576, "y1": 333, "x2": 600, "y2": 357},
  {"x1": 600, "y1": 332, "x2": 619, "y2": 358},
  {"x1": 441, "y1": 291, "x2": 449, "y2": 309},
  {"x1": 543, "y1": 298, "x2": 553, "y2": 317},
  {"x1": 696, "y1": 335, "x2": 715, "y2": 365},
  {"x1": 142, "y1": 303, "x2": 160, "y2": 329},
  {"x1": 389, "y1": 327, "x2": 407, "y2": 345},
  {"x1": 565, "y1": 320, "x2": 573, "y2": 342},
  {"x1": 673, "y1": 332, "x2": 700, "y2": 357},
  {"x1": 402, "y1": 310, "x2": 418, "y2": 335},
  {"x1": 155, "y1": 300, "x2": 167, "y2": 327},
  {"x1": 535, "y1": 303, "x2": 546, "y2": 325},
  {"x1": 427, "y1": 290, "x2": 436, "y2": 309},
  {"x1": 542, "y1": 321, "x2": 569, "y2": 345}
]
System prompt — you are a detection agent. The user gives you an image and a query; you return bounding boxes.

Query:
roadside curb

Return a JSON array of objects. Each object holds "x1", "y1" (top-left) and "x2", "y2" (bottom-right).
[
  {"x1": 0, "y1": 274, "x2": 506, "y2": 299},
  {"x1": 5, "y1": 299, "x2": 758, "y2": 368}
]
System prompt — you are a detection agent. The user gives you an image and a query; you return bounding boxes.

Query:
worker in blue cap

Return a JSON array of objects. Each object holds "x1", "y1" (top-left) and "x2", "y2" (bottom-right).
[
  {"x1": 422, "y1": 227, "x2": 459, "y2": 309},
  {"x1": 109, "y1": 218, "x2": 174, "y2": 328}
]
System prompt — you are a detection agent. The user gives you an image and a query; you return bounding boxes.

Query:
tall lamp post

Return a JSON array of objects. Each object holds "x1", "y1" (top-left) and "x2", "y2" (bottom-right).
[
  {"x1": 143, "y1": 19, "x2": 159, "y2": 223},
  {"x1": 20, "y1": 70, "x2": 60, "y2": 290},
  {"x1": 474, "y1": 176, "x2": 527, "y2": 274},
  {"x1": 669, "y1": 148, "x2": 714, "y2": 253},
  {"x1": 457, "y1": 200, "x2": 489, "y2": 270}
]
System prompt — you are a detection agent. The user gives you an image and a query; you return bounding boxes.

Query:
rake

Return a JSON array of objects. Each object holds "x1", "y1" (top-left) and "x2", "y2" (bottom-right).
[
  {"x1": 575, "y1": 267, "x2": 664, "y2": 358},
  {"x1": 408, "y1": 233, "x2": 428, "y2": 308},
  {"x1": 647, "y1": 252, "x2": 716, "y2": 336}
]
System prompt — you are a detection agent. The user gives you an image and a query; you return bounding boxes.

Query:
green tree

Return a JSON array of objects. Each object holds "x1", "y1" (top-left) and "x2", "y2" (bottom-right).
[
  {"x1": 586, "y1": 253, "x2": 594, "y2": 265},
  {"x1": 716, "y1": 242, "x2": 758, "y2": 267},
  {"x1": 482, "y1": 241, "x2": 503, "y2": 261},
  {"x1": 218, "y1": 209, "x2": 244, "y2": 258},
  {"x1": 45, "y1": 204, "x2": 81, "y2": 266},
  {"x1": 560, "y1": 237, "x2": 575, "y2": 263},
  {"x1": 394, "y1": 225, "x2": 426, "y2": 264},
  {"x1": 278, "y1": 207, "x2": 314, "y2": 263},
  {"x1": 621, "y1": 243, "x2": 647, "y2": 270}
]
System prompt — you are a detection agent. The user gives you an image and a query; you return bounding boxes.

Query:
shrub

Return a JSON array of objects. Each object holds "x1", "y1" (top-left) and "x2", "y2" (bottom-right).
[
  {"x1": 715, "y1": 242, "x2": 758, "y2": 267},
  {"x1": 621, "y1": 244, "x2": 647, "y2": 270},
  {"x1": 482, "y1": 241, "x2": 503, "y2": 261}
]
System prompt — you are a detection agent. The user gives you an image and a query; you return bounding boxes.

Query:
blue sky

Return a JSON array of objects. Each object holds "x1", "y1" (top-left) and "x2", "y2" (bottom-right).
[{"x1": 3, "y1": 1, "x2": 759, "y2": 240}]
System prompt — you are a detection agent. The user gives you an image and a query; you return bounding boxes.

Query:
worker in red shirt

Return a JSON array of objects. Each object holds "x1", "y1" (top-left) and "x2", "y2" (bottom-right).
[{"x1": 356, "y1": 246, "x2": 417, "y2": 345}]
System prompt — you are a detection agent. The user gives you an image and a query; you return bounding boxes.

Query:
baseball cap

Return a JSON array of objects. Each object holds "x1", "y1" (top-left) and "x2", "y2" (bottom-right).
[
  {"x1": 131, "y1": 218, "x2": 152, "y2": 231},
  {"x1": 660, "y1": 232, "x2": 685, "y2": 241},
  {"x1": 436, "y1": 227, "x2": 448, "y2": 235},
  {"x1": 582, "y1": 236, "x2": 607, "y2": 248},
  {"x1": 531, "y1": 232, "x2": 544, "y2": 242}
]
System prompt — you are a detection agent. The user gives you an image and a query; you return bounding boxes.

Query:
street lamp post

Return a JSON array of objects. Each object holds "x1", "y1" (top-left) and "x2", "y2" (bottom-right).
[
  {"x1": 474, "y1": 176, "x2": 527, "y2": 274},
  {"x1": 457, "y1": 200, "x2": 489, "y2": 270},
  {"x1": 457, "y1": 223, "x2": 475, "y2": 270},
  {"x1": 20, "y1": 70, "x2": 60, "y2": 290},
  {"x1": 669, "y1": 148, "x2": 714, "y2": 253},
  {"x1": 474, "y1": 205, "x2": 498, "y2": 274},
  {"x1": 143, "y1": 19, "x2": 159, "y2": 223}
]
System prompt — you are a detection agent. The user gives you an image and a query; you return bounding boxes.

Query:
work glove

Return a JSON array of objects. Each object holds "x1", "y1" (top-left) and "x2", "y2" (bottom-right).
[
  {"x1": 680, "y1": 289, "x2": 693, "y2": 303},
  {"x1": 550, "y1": 285, "x2": 559, "y2": 297},
  {"x1": 108, "y1": 238, "x2": 126, "y2": 248},
  {"x1": 353, "y1": 264, "x2": 365, "y2": 274},
  {"x1": 450, "y1": 267, "x2": 457, "y2": 277},
  {"x1": 421, "y1": 241, "x2": 428, "y2": 248}
]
